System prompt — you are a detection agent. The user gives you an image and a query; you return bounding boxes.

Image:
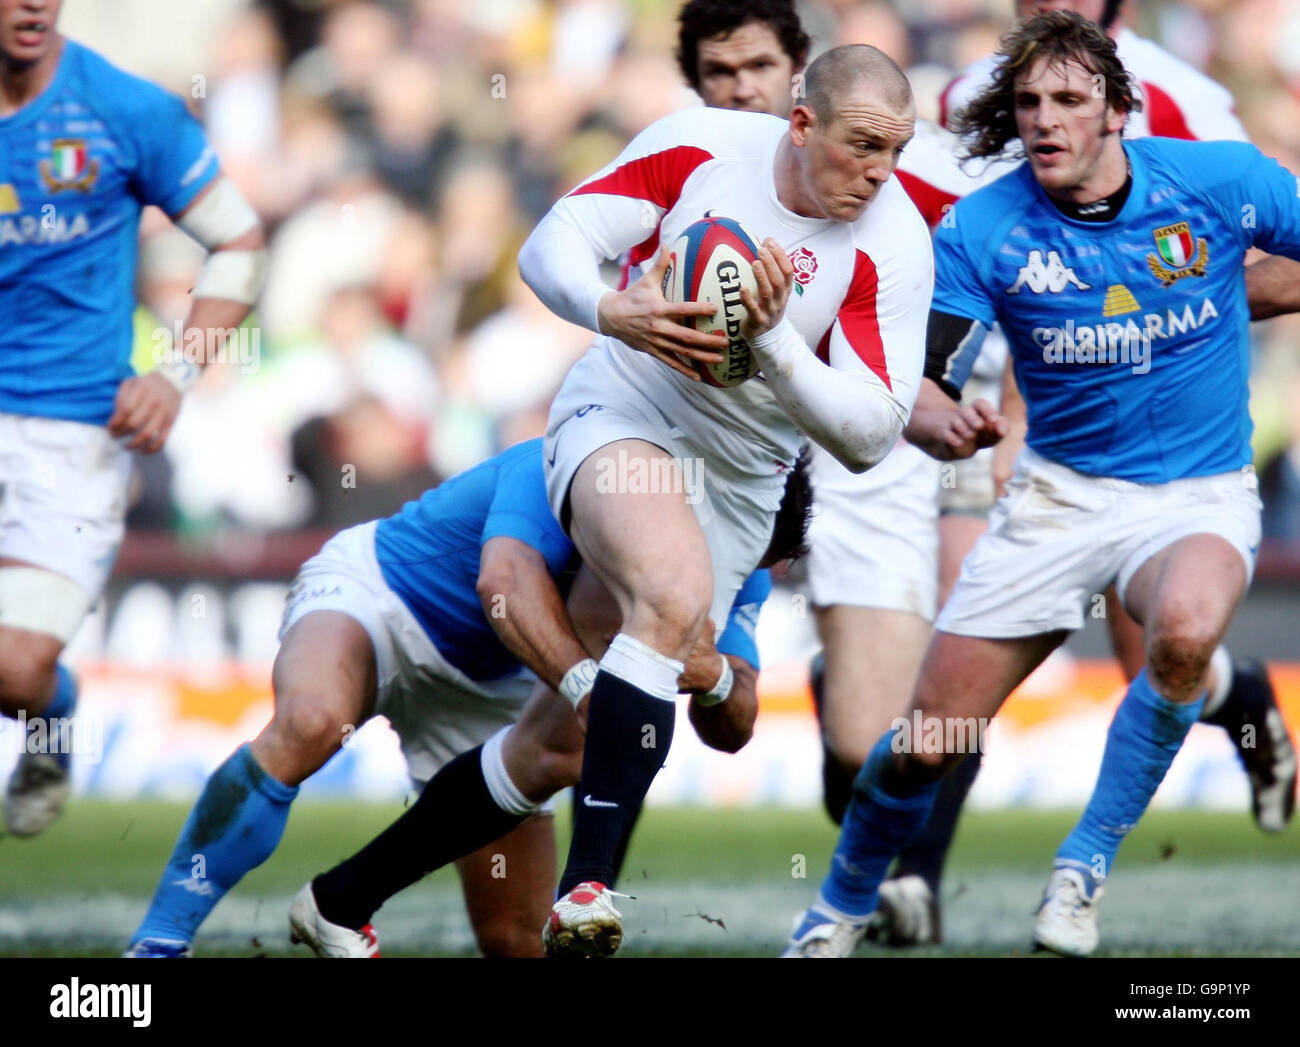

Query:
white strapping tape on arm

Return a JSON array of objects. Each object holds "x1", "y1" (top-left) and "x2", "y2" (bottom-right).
[
  {"x1": 694, "y1": 656, "x2": 734, "y2": 707},
  {"x1": 177, "y1": 178, "x2": 266, "y2": 304}
]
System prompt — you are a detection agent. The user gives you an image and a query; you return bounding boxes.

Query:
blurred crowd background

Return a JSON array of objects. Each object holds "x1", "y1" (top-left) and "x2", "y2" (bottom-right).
[{"x1": 62, "y1": 0, "x2": 1300, "y2": 539}]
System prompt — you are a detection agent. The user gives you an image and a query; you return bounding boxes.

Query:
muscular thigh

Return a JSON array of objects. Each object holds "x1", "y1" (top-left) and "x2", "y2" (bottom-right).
[
  {"x1": 815, "y1": 604, "x2": 930, "y2": 768},
  {"x1": 253, "y1": 611, "x2": 378, "y2": 784},
  {"x1": 568, "y1": 440, "x2": 713, "y2": 656},
  {"x1": 1122, "y1": 533, "x2": 1247, "y2": 661}
]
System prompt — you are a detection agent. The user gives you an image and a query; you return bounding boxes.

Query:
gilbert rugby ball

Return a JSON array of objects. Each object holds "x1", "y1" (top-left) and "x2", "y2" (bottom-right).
[{"x1": 662, "y1": 216, "x2": 763, "y2": 387}]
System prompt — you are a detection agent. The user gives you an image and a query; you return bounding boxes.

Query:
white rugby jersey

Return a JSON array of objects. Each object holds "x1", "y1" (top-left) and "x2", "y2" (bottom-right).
[
  {"x1": 894, "y1": 118, "x2": 1012, "y2": 383},
  {"x1": 520, "y1": 106, "x2": 934, "y2": 475},
  {"x1": 939, "y1": 27, "x2": 1248, "y2": 143}
]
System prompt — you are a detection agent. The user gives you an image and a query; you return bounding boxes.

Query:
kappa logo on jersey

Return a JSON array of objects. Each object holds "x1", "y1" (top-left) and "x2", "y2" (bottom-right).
[
  {"x1": 1146, "y1": 221, "x2": 1209, "y2": 287},
  {"x1": 39, "y1": 138, "x2": 99, "y2": 193},
  {"x1": 1006, "y1": 250, "x2": 1091, "y2": 295},
  {"x1": 789, "y1": 247, "x2": 818, "y2": 295}
]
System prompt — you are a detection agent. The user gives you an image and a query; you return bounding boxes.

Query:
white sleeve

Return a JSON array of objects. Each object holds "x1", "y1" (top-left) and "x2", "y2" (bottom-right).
[
  {"x1": 1176, "y1": 79, "x2": 1249, "y2": 143},
  {"x1": 518, "y1": 110, "x2": 722, "y2": 332},
  {"x1": 750, "y1": 228, "x2": 933, "y2": 473}
]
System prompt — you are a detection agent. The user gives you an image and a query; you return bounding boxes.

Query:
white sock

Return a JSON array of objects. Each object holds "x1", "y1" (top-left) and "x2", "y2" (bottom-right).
[
  {"x1": 1200, "y1": 646, "x2": 1233, "y2": 720},
  {"x1": 480, "y1": 727, "x2": 537, "y2": 815},
  {"x1": 600, "y1": 633, "x2": 684, "y2": 703}
]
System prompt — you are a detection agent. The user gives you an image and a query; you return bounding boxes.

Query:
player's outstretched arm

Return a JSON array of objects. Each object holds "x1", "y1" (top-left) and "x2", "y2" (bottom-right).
[
  {"x1": 905, "y1": 377, "x2": 1007, "y2": 461},
  {"x1": 107, "y1": 177, "x2": 267, "y2": 453},
  {"x1": 477, "y1": 536, "x2": 597, "y2": 700},
  {"x1": 1246, "y1": 255, "x2": 1300, "y2": 321}
]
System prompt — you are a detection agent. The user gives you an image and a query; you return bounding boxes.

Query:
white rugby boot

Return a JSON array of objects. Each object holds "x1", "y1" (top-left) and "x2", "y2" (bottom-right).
[
  {"x1": 781, "y1": 905, "x2": 870, "y2": 958},
  {"x1": 289, "y1": 883, "x2": 381, "y2": 958},
  {"x1": 5, "y1": 752, "x2": 71, "y2": 838},
  {"x1": 1033, "y1": 867, "x2": 1103, "y2": 957},
  {"x1": 542, "y1": 881, "x2": 626, "y2": 958},
  {"x1": 871, "y1": 875, "x2": 941, "y2": 946}
]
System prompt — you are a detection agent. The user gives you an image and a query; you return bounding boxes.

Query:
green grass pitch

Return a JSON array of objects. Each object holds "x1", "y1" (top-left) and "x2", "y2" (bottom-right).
[{"x1": 1, "y1": 800, "x2": 1297, "y2": 956}]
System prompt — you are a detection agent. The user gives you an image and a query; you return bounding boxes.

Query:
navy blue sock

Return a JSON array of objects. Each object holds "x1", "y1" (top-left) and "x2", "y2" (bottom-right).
[
  {"x1": 818, "y1": 731, "x2": 941, "y2": 919},
  {"x1": 130, "y1": 744, "x2": 297, "y2": 945},
  {"x1": 312, "y1": 744, "x2": 530, "y2": 930},
  {"x1": 558, "y1": 670, "x2": 676, "y2": 895},
  {"x1": 1056, "y1": 669, "x2": 1203, "y2": 893},
  {"x1": 894, "y1": 749, "x2": 982, "y2": 893}
]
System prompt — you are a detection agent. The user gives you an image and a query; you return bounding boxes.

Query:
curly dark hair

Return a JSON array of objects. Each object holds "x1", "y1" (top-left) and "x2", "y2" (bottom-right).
[
  {"x1": 952, "y1": 10, "x2": 1140, "y2": 162},
  {"x1": 676, "y1": 0, "x2": 810, "y2": 93},
  {"x1": 761, "y1": 446, "x2": 814, "y2": 567}
]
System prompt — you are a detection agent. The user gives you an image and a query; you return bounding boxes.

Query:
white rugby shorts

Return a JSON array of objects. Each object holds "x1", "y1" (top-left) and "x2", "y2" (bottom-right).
[
  {"x1": 0, "y1": 413, "x2": 133, "y2": 632},
  {"x1": 806, "y1": 439, "x2": 941, "y2": 621},
  {"x1": 544, "y1": 346, "x2": 784, "y2": 630},
  {"x1": 279, "y1": 521, "x2": 537, "y2": 789},
  {"x1": 937, "y1": 447, "x2": 1262, "y2": 638}
]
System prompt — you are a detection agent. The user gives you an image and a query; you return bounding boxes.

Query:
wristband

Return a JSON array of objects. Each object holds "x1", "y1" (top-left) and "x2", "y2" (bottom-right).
[
  {"x1": 558, "y1": 658, "x2": 600, "y2": 708},
  {"x1": 694, "y1": 657, "x2": 734, "y2": 707},
  {"x1": 153, "y1": 357, "x2": 202, "y2": 395}
]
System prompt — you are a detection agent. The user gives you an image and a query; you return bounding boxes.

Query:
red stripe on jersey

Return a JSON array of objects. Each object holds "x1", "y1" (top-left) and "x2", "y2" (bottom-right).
[
  {"x1": 568, "y1": 145, "x2": 713, "y2": 207},
  {"x1": 1142, "y1": 81, "x2": 1196, "y2": 140},
  {"x1": 815, "y1": 325, "x2": 832, "y2": 365},
  {"x1": 896, "y1": 170, "x2": 959, "y2": 231},
  {"x1": 578, "y1": 146, "x2": 712, "y2": 291},
  {"x1": 839, "y1": 250, "x2": 890, "y2": 390},
  {"x1": 618, "y1": 231, "x2": 661, "y2": 289}
]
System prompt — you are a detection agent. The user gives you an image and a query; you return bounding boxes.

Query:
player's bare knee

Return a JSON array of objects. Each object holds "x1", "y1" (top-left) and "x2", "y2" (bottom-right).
[
  {"x1": 628, "y1": 578, "x2": 710, "y2": 655},
  {"x1": 534, "y1": 742, "x2": 583, "y2": 794},
  {"x1": 264, "y1": 688, "x2": 355, "y2": 769},
  {"x1": 474, "y1": 916, "x2": 542, "y2": 959},
  {"x1": 1148, "y1": 618, "x2": 1218, "y2": 697},
  {"x1": 0, "y1": 633, "x2": 60, "y2": 714}
]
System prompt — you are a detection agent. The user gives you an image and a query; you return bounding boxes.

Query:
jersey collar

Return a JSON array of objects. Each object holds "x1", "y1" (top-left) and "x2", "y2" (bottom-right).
[
  {"x1": 0, "y1": 36, "x2": 74, "y2": 130},
  {"x1": 1026, "y1": 141, "x2": 1148, "y2": 234}
]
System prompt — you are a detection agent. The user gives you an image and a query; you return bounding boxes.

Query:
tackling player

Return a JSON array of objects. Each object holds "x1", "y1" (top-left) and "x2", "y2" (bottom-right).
[
  {"x1": 522, "y1": 43, "x2": 957, "y2": 957},
  {"x1": 285, "y1": 459, "x2": 809, "y2": 957},
  {"x1": 125, "y1": 439, "x2": 798, "y2": 957},
  {"x1": 0, "y1": 1, "x2": 265, "y2": 835},
  {"x1": 787, "y1": 12, "x2": 1300, "y2": 957}
]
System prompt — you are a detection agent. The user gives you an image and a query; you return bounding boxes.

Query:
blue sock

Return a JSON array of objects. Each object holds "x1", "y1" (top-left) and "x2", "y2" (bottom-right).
[
  {"x1": 44, "y1": 665, "x2": 77, "y2": 721},
  {"x1": 25, "y1": 665, "x2": 78, "y2": 772},
  {"x1": 818, "y1": 732, "x2": 941, "y2": 919},
  {"x1": 1056, "y1": 669, "x2": 1204, "y2": 894},
  {"x1": 130, "y1": 744, "x2": 298, "y2": 945}
]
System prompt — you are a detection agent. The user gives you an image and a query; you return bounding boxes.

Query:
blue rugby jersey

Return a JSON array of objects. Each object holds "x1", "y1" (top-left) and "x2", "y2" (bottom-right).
[
  {"x1": 376, "y1": 438, "x2": 771, "y2": 682},
  {"x1": 933, "y1": 138, "x2": 1300, "y2": 482},
  {"x1": 0, "y1": 39, "x2": 219, "y2": 424}
]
